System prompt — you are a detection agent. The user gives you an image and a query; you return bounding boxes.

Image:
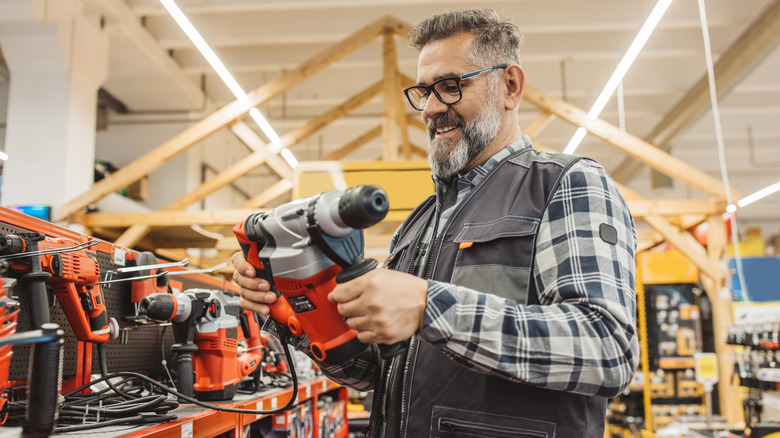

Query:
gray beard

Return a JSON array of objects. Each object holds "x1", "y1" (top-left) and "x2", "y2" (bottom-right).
[{"x1": 427, "y1": 98, "x2": 502, "y2": 180}]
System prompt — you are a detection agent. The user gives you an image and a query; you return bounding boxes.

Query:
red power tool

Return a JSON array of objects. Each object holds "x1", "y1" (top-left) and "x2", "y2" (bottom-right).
[
  {"x1": 0, "y1": 261, "x2": 20, "y2": 425},
  {"x1": 128, "y1": 251, "x2": 183, "y2": 317},
  {"x1": 233, "y1": 184, "x2": 404, "y2": 362},
  {"x1": 1, "y1": 234, "x2": 110, "y2": 343},
  {"x1": 140, "y1": 288, "x2": 264, "y2": 401}
]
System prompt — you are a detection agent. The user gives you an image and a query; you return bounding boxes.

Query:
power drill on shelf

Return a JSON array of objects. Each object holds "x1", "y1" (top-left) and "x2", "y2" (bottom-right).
[
  {"x1": 140, "y1": 288, "x2": 264, "y2": 401},
  {"x1": 233, "y1": 184, "x2": 405, "y2": 362},
  {"x1": 0, "y1": 233, "x2": 110, "y2": 343}
]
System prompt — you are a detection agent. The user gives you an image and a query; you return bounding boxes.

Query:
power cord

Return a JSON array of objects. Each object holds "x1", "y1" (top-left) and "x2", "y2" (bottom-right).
[{"x1": 94, "y1": 330, "x2": 300, "y2": 414}]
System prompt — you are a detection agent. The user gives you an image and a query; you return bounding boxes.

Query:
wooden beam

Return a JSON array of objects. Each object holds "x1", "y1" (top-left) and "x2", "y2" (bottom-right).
[
  {"x1": 229, "y1": 122, "x2": 292, "y2": 179},
  {"x1": 57, "y1": 16, "x2": 387, "y2": 221},
  {"x1": 406, "y1": 113, "x2": 425, "y2": 133},
  {"x1": 522, "y1": 85, "x2": 738, "y2": 200},
  {"x1": 241, "y1": 179, "x2": 294, "y2": 209},
  {"x1": 699, "y1": 214, "x2": 739, "y2": 423},
  {"x1": 273, "y1": 80, "x2": 383, "y2": 154},
  {"x1": 81, "y1": 209, "x2": 263, "y2": 228},
  {"x1": 612, "y1": 0, "x2": 780, "y2": 185},
  {"x1": 384, "y1": 15, "x2": 414, "y2": 39},
  {"x1": 643, "y1": 215, "x2": 721, "y2": 279},
  {"x1": 322, "y1": 125, "x2": 382, "y2": 161},
  {"x1": 382, "y1": 30, "x2": 400, "y2": 160},
  {"x1": 408, "y1": 143, "x2": 427, "y2": 159},
  {"x1": 636, "y1": 215, "x2": 708, "y2": 253},
  {"x1": 112, "y1": 81, "x2": 383, "y2": 248},
  {"x1": 627, "y1": 199, "x2": 725, "y2": 219},
  {"x1": 523, "y1": 111, "x2": 555, "y2": 141}
]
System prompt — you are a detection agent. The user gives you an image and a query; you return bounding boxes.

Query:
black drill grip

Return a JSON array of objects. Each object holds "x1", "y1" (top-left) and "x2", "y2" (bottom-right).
[
  {"x1": 23, "y1": 324, "x2": 63, "y2": 438},
  {"x1": 335, "y1": 259, "x2": 406, "y2": 359}
]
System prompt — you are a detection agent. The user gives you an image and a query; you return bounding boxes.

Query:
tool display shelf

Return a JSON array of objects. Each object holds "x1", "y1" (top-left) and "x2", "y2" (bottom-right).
[
  {"x1": 0, "y1": 209, "x2": 349, "y2": 437},
  {"x1": 0, "y1": 378, "x2": 347, "y2": 438},
  {"x1": 79, "y1": 378, "x2": 347, "y2": 438}
]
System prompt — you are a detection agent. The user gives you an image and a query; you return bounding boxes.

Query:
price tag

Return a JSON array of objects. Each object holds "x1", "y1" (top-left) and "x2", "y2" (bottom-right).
[
  {"x1": 181, "y1": 421, "x2": 193, "y2": 438},
  {"x1": 255, "y1": 402, "x2": 263, "y2": 419},
  {"x1": 322, "y1": 380, "x2": 328, "y2": 392},
  {"x1": 271, "y1": 397, "x2": 278, "y2": 409},
  {"x1": 694, "y1": 353, "x2": 719, "y2": 386},
  {"x1": 113, "y1": 247, "x2": 127, "y2": 266},
  {"x1": 306, "y1": 384, "x2": 312, "y2": 399}
]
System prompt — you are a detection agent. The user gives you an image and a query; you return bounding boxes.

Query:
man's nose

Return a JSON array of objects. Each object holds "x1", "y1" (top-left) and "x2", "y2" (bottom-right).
[{"x1": 422, "y1": 94, "x2": 450, "y2": 119}]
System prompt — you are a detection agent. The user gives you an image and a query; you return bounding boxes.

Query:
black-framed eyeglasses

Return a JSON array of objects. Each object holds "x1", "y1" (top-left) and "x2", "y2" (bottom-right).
[{"x1": 403, "y1": 65, "x2": 507, "y2": 111}]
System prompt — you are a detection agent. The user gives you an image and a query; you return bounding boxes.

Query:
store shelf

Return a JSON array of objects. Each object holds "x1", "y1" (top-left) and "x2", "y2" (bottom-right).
[{"x1": 51, "y1": 378, "x2": 346, "y2": 438}]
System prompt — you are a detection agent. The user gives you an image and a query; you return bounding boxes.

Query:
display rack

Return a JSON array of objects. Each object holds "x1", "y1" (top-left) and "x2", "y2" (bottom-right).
[
  {"x1": 0, "y1": 207, "x2": 350, "y2": 438},
  {"x1": 94, "y1": 379, "x2": 347, "y2": 438}
]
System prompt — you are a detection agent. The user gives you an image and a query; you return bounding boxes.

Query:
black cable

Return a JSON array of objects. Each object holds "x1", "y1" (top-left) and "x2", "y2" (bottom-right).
[
  {"x1": 97, "y1": 343, "x2": 137, "y2": 401},
  {"x1": 55, "y1": 414, "x2": 178, "y2": 433},
  {"x1": 85, "y1": 332, "x2": 299, "y2": 415}
]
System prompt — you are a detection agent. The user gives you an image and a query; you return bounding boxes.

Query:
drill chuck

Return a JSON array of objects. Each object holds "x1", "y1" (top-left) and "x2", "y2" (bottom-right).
[
  {"x1": 140, "y1": 293, "x2": 191, "y2": 322},
  {"x1": 338, "y1": 185, "x2": 389, "y2": 229}
]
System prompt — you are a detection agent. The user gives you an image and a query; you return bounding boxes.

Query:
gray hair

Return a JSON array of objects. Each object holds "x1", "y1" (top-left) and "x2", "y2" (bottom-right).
[{"x1": 407, "y1": 8, "x2": 524, "y2": 68}]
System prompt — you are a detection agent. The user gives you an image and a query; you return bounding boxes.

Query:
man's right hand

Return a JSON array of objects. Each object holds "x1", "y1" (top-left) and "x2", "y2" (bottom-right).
[{"x1": 231, "y1": 251, "x2": 277, "y2": 316}]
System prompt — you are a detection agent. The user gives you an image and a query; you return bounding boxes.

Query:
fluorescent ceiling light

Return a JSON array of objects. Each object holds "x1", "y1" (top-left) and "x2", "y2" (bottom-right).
[
  {"x1": 0, "y1": 151, "x2": 7, "y2": 161},
  {"x1": 563, "y1": 0, "x2": 674, "y2": 154},
  {"x1": 159, "y1": 0, "x2": 292, "y2": 166},
  {"x1": 726, "y1": 181, "x2": 780, "y2": 213}
]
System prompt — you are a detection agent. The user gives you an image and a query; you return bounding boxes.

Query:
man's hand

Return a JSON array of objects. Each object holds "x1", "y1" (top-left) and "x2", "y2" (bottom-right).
[
  {"x1": 328, "y1": 269, "x2": 428, "y2": 345},
  {"x1": 231, "y1": 251, "x2": 277, "y2": 316}
]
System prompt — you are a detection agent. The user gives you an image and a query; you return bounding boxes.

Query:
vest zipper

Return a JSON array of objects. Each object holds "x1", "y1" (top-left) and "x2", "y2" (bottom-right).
[
  {"x1": 398, "y1": 207, "x2": 441, "y2": 437},
  {"x1": 438, "y1": 418, "x2": 548, "y2": 437},
  {"x1": 421, "y1": 218, "x2": 440, "y2": 280},
  {"x1": 369, "y1": 358, "x2": 391, "y2": 438},
  {"x1": 398, "y1": 337, "x2": 416, "y2": 437}
]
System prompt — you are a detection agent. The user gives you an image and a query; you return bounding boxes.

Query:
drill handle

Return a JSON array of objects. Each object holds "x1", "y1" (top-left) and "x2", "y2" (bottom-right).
[
  {"x1": 335, "y1": 259, "x2": 406, "y2": 359},
  {"x1": 175, "y1": 351, "x2": 195, "y2": 398},
  {"x1": 53, "y1": 283, "x2": 110, "y2": 343}
]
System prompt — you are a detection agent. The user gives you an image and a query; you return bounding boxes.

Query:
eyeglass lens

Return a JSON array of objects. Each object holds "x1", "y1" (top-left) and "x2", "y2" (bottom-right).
[{"x1": 407, "y1": 78, "x2": 461, "y2": 109}]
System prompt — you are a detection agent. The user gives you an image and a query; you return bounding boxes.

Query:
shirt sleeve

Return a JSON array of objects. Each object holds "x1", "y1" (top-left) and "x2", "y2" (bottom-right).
[{"x1": 419, "y1": 159, "x2": 639, "y2": 397}]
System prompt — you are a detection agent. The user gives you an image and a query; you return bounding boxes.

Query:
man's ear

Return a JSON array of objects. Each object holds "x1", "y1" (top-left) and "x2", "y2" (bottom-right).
[{"x1": 503, "y1": 65, "x2": 526, "y2": 110}]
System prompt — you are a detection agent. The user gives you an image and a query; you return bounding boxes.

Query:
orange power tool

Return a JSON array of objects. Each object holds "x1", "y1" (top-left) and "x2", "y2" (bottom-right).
[
  {"x1": 140, "y1": 289, "x2": 263, "y2": 401},
  {"x1": 233, "y1": 184, "x2": 404, "y2": 361},
  {"x1": 1, "y1": 234, "x2": 109, "y2": 343}
]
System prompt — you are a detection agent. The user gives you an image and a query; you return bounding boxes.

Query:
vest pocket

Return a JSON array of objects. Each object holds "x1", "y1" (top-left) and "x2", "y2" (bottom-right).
[
  {"x1": 451, "y1": 216, "x2": 538, "y2": 300},
  {"x1": 383, "y1": 238, "x2": 412, "y2": 270},
  {"x1": 431, "y1": 406, "x2": 555, "y2": 438}
]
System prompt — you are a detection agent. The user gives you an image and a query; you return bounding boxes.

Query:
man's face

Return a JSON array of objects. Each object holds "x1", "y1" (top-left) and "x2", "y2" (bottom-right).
[{"x1": 416, "y1": 33, "x2": 503, "y2": 180}]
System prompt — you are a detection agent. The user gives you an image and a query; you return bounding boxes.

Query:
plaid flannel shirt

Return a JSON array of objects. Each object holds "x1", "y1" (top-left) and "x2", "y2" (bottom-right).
[{"x1": 318, "y1": 136, "x2": 639, "y2": 397}]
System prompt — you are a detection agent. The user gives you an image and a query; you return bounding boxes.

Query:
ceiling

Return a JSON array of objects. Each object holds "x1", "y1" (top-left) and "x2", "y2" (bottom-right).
[{"x1": 6, "y1": 0, "x2": 780, "y2": 239}]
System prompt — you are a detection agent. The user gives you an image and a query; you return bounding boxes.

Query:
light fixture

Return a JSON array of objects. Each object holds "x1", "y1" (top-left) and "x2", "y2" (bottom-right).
[
  {"x1": 563, "y1": 0, "x2": 674, "y2": 154},
  {"x1": 0, "y1": 151, "x2": 7, "y2": 161},
  {"x1": 158, "y1": 0, "x2": 294, "y2": 167},
  {"x1": 726, "y1": 181, "x2": 780, "y2": 213}
]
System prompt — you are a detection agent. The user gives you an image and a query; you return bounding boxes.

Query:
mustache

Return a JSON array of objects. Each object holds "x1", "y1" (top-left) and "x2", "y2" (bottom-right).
[{"x1": 426, "y1": 112, "x2": 465, "y2": 135}]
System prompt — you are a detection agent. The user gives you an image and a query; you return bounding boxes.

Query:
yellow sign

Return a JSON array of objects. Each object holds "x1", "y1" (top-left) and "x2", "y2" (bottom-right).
[{"x1": 694, "y1": 353, "x2": 719, "y2": 383}]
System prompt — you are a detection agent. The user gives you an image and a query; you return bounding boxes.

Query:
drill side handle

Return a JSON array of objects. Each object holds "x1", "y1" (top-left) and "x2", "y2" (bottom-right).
[{"x1": 335, "y1": 259, "x2": 406, "y2": 359}]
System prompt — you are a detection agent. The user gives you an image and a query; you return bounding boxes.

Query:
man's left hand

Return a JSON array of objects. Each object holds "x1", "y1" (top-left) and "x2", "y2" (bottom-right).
[{"x1": 328, "y1": 269, "x2": 428, "y2": 345}]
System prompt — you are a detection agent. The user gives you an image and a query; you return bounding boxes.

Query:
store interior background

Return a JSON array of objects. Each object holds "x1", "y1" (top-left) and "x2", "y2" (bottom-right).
[{"x1": 0, "y1": 0, "x2": 778, "y2": 251}]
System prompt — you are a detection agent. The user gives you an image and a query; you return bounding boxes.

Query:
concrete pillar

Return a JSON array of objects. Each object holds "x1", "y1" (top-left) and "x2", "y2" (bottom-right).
[{"x1": 0, "y1": 0, "x2": 108, "y2": 216}]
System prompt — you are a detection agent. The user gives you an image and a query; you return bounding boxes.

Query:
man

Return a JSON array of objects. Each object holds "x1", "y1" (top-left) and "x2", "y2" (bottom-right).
[{"x1": 233, "y1": 8, "x2": 638, "y2": 437}]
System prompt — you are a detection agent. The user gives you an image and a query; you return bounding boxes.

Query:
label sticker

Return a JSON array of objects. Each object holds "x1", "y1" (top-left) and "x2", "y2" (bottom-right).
[
  {"x1": 113, "y1": 247, "x2": 127, "y2": 266},
  {"x1": 271, "y1": 397, "x2": 278, "y2": 409},
  {"x1": 306, "y1": 385, "x2": 312, "y2": 399},
  {"x1": 288, "y1": 295, "x2": 317, "y2": 313},
  {"x1": 181, "y1": 421, "x2": 193, "y2": 438}
]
